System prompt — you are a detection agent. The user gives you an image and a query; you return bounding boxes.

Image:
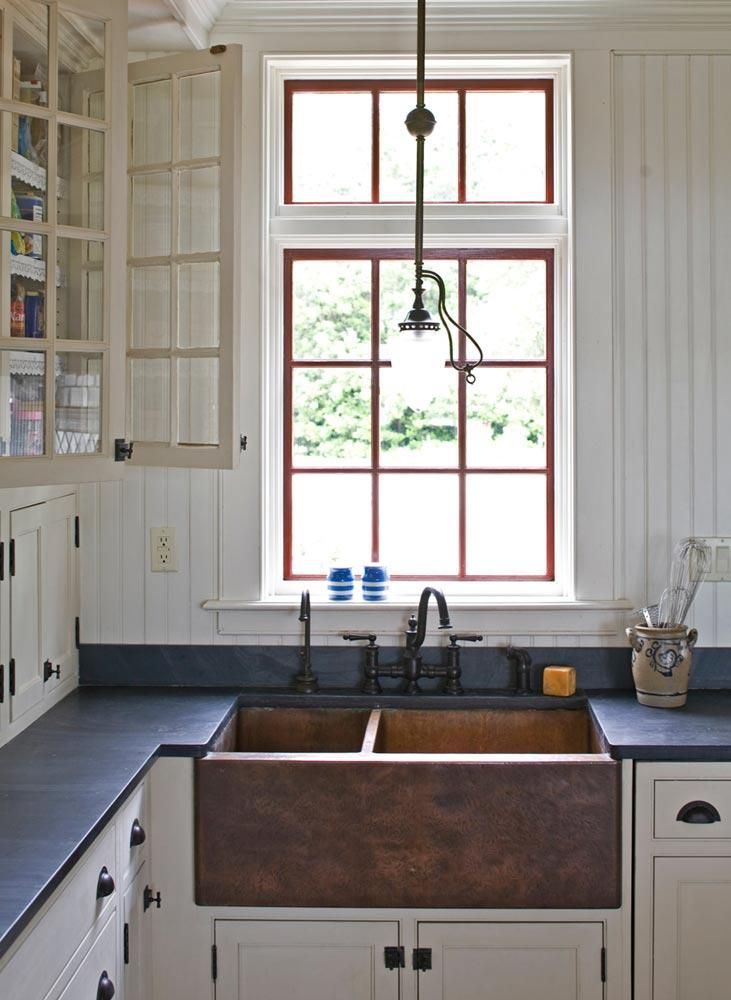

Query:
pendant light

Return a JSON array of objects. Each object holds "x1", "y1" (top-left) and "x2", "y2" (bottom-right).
[{"x1": 399, "y1": 0, "x2": 484, "y2": 383}]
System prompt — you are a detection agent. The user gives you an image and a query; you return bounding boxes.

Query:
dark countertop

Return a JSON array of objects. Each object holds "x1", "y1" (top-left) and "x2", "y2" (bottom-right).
[{"x1": 4, "y1": 684, "x2": 731, "y2": 961}]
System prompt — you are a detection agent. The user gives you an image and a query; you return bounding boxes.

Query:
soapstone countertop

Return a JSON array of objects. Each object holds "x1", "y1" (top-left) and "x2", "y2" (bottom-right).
[{"x1": 4, "y1": 685, "x2": 731, "y2": 961}]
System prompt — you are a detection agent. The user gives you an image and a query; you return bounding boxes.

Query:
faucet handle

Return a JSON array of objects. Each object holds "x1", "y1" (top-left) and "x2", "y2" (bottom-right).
[
  {"x1": 449, "y1": 634, "x2": 483, "y2": 645},
  {"x1": 343, "y1": 632, "x2": 378, "y2": 646}
]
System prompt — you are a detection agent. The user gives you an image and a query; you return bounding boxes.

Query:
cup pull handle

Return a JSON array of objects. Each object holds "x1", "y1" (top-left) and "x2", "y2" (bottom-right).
[
  {"x1": 677, "y1": 800, "x2": 721, "y2": 824},
  {"x1": 129, "y1": 818, "x2": 146, "y2": 847},
  {"x1": 96, "y1": 866, "x2": 115, "y2": 898},
  {"x1": 96, "y1": 971, "x2": 115, "y2": 1000}
]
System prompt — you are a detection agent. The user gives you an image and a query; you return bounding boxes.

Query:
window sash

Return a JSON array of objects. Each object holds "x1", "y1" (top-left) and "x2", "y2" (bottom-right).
[{"x1": 283, "y1": 247, "x2": 555, "y2": 582}]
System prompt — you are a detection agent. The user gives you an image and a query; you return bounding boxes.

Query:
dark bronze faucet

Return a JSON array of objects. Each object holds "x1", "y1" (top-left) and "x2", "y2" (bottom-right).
[
  {"x1": 344, "y1": 586, "x2": 482, "y2": 695},
  {"x1": 293, "y1": 589, "x2": 319, "y2": 693}
]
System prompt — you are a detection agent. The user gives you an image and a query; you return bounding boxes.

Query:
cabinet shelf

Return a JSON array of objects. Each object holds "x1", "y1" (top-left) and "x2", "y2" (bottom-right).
[
  {"x1": 11, "y1": 253, "x2": 65, "y2": 286},
  {"x1": 11, "y1": 151, "x2": 68, "y2": 200}
]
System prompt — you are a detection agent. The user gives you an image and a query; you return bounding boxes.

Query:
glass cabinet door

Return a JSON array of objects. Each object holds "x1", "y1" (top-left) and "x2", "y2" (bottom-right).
[{"x1": 0, "y1": 0, "x2": 126, "y2": 486}]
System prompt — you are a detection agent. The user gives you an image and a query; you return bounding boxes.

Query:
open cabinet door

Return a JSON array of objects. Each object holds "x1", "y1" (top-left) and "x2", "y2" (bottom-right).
[{"x1": 125, "y1": 46, "x2": 242, "y2": 470}]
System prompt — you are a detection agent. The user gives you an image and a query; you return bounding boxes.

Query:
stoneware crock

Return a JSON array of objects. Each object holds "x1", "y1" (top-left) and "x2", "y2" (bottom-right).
[{"x1": 625, "y1": 624, "x2": 698, "y2": 708}]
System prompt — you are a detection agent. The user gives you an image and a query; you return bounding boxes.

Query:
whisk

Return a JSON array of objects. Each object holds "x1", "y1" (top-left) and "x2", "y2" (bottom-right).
[{"x1": 657, "y1": 537, "x2": 712, "y2": 626}]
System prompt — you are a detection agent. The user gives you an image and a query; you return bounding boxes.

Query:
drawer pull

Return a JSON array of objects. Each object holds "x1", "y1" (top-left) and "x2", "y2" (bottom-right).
[
  {"x1": 96, "y1": 970, "x2": 115, "y2": 1000},
  {"x1": 129, "y1": 818, "x2": 146, "y2": 848},
  {"x1": 96, "y1": 866, "x2": 115, "y2": 899},
  {"x1": 677, "y1": 800, "x2": 721, "y2": 824}
]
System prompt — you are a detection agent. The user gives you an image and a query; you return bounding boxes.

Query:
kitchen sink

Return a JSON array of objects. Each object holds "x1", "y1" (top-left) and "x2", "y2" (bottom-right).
[{"x1": 196, "y1": 703, "x2": 620, "y2": 910}]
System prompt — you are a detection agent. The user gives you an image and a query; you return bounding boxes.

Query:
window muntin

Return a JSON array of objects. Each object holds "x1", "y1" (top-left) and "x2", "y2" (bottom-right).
[
  {"x1": 284, "y1": 79, "x2": 554, "y2": 205},
  {"x1": 284, "y1": 248, "x2": 554, "y2": 582}
]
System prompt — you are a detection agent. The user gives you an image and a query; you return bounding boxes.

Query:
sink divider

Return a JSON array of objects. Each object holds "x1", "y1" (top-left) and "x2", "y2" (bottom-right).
[{"x1": 360, "y1": 709, "x2": 382, "y2": 754}]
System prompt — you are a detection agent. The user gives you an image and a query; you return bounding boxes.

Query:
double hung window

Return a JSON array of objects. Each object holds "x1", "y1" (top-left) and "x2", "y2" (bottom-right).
[{"x1": 269, "y1": 59, "x2": 570, "y2": 596}]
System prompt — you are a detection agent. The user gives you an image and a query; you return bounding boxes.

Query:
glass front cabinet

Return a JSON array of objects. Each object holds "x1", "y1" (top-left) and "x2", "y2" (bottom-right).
[{"x1": 0, "y1": 0, "x2": 241, "y2": 486}]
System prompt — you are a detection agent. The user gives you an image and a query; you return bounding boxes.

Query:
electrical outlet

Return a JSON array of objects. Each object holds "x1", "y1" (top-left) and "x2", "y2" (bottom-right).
[{"x1": 150, "y1": 527, "x2": 178, "y2": 572}]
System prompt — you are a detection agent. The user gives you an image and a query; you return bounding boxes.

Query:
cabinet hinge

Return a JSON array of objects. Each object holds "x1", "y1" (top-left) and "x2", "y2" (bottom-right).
[
  {"x1": 0, "y1": 663, "x2": 4, "y2": 704},
  {"x1": 0, "y1": 540, "x2": 4, "y2": 581},
  {"x1": 413, "y1": 948, "x2": 432, "y2": 972},
  {"x1": 9, "y1": 539, "x2": 14, "y2": 577},
  {"x1": 601, "y1": 946, "x2": 606, "y2": 982},
  {"x1": 123, "y1": 922, "x2": 130, "y2": 965},
  {"x1": 211, "y1": 944, "x2": 218, "y2": 981},
  {"x1": 115, "y1": 438, "x2": 134, "y2": 462},
  {"x1": 75, "y1": 617, "x2": 80, "y2": 649},
  {"x1": 9, "y1": 659, "x2": 15, "y2": 697},
  {"x1": 384, "y1": 946, "x2": 405, "y2": 970},
  {"x1": 74, "y1": 515, "x2": 80, "y2": 549}
]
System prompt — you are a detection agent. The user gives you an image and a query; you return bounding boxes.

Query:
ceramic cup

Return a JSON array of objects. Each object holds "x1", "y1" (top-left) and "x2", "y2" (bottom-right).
[
  {"x1": 327, "y1": 566, "x2": 354, "y2": 601},
  {"x1": 626, "y1": 624, "x2": 698, "y2": 708},
  {"x1": 361, "y1": 563, "x2": 389, "y2": 601}
]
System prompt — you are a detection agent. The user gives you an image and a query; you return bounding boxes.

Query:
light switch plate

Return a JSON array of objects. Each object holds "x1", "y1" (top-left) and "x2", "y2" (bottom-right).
[
  {"x1": 150, "y1": 527, "x2": 178, "y2": 572},
  {"x1": 694, "y1": 536, "x2": 731, "y2": 582}
]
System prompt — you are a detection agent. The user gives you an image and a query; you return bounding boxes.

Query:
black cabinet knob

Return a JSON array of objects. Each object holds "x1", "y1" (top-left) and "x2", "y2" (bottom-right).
[
  {"x1": 96, "y1": 866, "x2": 115, "y2": 899},
  {"x1": 43, "y1": 660, "x2": 60, "y2": 683},
  {"x1": 96, "y1": 970, "x2": 115, "y2": 1000},
  {"x1": 677, "y1": 800, "x2": 721, "y2": 824},
  {"x1": 129, "y1": 818, "x2": 146, "y2": 848},
  {"x1": 143, "y1": 884, "x2": 162, "y2": 911}
]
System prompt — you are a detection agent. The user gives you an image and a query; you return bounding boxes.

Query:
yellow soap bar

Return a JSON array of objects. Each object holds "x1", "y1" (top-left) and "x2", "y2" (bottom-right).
[{"x1": 542, "y1": 666, "x2": 576, "y2": 697}]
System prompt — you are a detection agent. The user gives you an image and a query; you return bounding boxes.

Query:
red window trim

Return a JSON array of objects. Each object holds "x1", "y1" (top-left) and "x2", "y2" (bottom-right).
[
  {"x1": 284, "y1": 79, "x2": 554, "y2": 206},
  {"x1": 283, "y1": 248, "x2": 555, "y2": 582}
]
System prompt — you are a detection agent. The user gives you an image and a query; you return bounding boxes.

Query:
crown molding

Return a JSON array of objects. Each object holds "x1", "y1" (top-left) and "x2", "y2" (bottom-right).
[
  {"x1": 216, "y1": 0, "x2": 731, "y2": 33},
  {"x1": 165, "y1": 0, "x2": 228, "y2": 46}
]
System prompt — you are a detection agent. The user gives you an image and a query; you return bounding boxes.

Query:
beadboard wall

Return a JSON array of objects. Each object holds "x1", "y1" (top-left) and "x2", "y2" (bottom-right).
[{"x1": 79, "y1": 44, "x2": 731, "y2": 648}]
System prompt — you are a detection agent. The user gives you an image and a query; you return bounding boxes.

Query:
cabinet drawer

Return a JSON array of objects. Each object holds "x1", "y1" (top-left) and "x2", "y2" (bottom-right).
[
  {"x1": 0, "y1": 826, "x2": 117, "y2": 1000},
  {"x1": 654, "y1": 780, "x2": 731, "y2": 838},
  {"x1": 49, "y1": 909, "x2": 118, "y2": 1000},
  {"x1": 117, "y1": 781, "x2": 149, "y2": 886}
]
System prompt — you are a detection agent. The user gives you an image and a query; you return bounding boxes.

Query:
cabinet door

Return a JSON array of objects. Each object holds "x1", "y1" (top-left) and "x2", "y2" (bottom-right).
[
  {"x1": 654, "y1": 856, "x2": 731, "y2": 1000},
  {"x1": 9, "y1": 501, "x2": 44, "y2": 723},
  {"x1": 41, "y1": 494, "x2": 77, "y2": 692},
  {"x1": 214, "y1": 920, "x2": 400, "y2": 1000},
  {"x1": 123, "y1": 864, "x2": 151, "y2": 1000},
  {"x1": 417, "y1": 922, "x2": 604, "y2": 1000}
]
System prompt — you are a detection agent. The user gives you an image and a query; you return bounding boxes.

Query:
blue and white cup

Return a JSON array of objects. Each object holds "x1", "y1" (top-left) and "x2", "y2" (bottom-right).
[
  {"x1": 362, "y1": 563, "x2": 389, "y2": 601},
  {"x1": 327, "y1": 566, "x2": 354, "y2": 601}
]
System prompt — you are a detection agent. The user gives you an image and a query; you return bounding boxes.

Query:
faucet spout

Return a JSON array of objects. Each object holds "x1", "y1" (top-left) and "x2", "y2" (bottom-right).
[{"x1": 412, "y1": 586, "x2": 452, "y2": 650}]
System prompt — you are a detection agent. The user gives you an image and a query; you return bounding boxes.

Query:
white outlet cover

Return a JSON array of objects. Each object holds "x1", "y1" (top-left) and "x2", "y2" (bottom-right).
[
  {"x1": 150, "y1": 527, "x2": 178, "y2": 572},
  {"x1": 694, "y1": 536, "x2": 731, "y2": 583}
]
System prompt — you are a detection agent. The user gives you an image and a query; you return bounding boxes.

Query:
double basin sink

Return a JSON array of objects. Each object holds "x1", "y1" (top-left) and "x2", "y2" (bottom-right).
[{"x1": 195, "y1": 704, "x2": 621, "y2": 910}]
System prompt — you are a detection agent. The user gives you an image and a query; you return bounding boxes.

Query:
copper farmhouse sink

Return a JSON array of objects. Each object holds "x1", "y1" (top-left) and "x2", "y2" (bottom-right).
[{"x1": 195, "y1": 705, "x2": 620, "y2": 910}]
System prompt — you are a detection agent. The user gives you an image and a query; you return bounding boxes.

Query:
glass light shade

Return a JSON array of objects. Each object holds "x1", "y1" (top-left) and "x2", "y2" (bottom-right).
[{"x1": 389, "y1": 324, "x2": 448, "y2": 408}]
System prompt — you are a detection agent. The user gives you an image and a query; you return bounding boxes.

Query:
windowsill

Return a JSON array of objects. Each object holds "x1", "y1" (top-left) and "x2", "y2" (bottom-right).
[{"x1": 203, "y1": 597, "x2": 633, "y2": 612}]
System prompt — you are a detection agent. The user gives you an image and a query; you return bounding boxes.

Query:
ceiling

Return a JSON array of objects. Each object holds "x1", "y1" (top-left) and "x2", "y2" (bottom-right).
[{"x1": 128, "y1": 0, "x2": 227, "y2": 51}]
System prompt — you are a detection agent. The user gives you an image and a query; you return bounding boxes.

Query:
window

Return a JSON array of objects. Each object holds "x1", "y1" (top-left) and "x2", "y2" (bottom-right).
[{"x1": 265, "y1": 57, "x2": 571, "y2": 598}]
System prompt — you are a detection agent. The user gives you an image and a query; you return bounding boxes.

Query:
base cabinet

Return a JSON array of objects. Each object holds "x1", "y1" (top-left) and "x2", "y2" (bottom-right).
[
  {"x1": 214, "y1": 920, "x2": 400, "y2": 1000},
  {"x1": 123, "y1": 865, "x2": 152, "y2": 1000},
  {"x1": 416, "y1": 922, "x2": 605, "y2": 1000}
]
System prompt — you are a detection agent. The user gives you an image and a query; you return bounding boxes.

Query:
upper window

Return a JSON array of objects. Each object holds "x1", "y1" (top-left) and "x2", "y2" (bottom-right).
[{"x1": 285, "y1": 80, "x2": 554, "y2": 204}]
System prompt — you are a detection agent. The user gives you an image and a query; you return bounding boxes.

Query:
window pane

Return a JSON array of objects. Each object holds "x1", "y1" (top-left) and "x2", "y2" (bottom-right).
[
  {"x1": 13, "y1": 1, "x2": 48, "y2": 107},
  {"x1": 466, "y1": 258, "x2": 546, "y2": 360},
  {"x1": 380, "y1": 91, "x2": 458, "y2": 201},
  {"x1": 178, "y1": 166, "x2": 219, "y2": 254},
  {"x1": 291, "y1": 473, "x2": 371, "y2": 574},
  {"x1": 131, "y1": 266, "x2": 170, "y2": 348},
  {"x1": 466, "y1": 90, "x2": 547, "y2": 202},
  {"x1": 58, "y1": 124, "x2": 104, "y2": 230},
  {"x1": 380, "y1": 474, "x2": 458, "y2": 575},
  {"x1": 132, "y1": 80, "x2": 172, "y2": 166},
  {"x1": 466, "y1": 369, "x2": 546, "y2": 468},
  {"x1": 180, "y1": 72, "x2": 220, "y2": 160},
  {"x1": 178, "y1": 358, "x2": 218, "y2": 445},
  {"x1": 10, "y1": 232, "x2": 47, "y2": 339},
  {"x1": 293, "y1": 259, "x2": 371, "y2": 360},
  {"x1": 380, "y1": 258, "x2": 457, "y2": 358},
  {"x1": 55, "y1": 352, "x2": 102, "y2": 455},
  {"x1": 131, "y1": 174, "x2": 171, "y2": 258},
  {"x1": 178, "y1": 262, "x2": 219, "y2": 348},
  {"x1": 292, "y1": 369, "x2": 370, "y2": 467},
  {"x1": 130, "y1": 358, "x2": 169, "y2": 442},
  {"x1": 11, "y1": 114, "x2": 48, "y2": 218},
  {"x1": 57, "y1": 239, "x2": 105, "y2": 342},
  {"x1": 291, "y1": 92, "x2": 372, "y2": 202},
  {"x1": 466, "y1": 474, "x2": 547, "y2": 576},
  {"x1": 0, "y1": 350, "x2": 45, "y2": 456},
  {"x1": 59, "y1": 12, "x2": 105, "y2": 118},
  {"x1": 380, "y1": 367, "x2": 457, "y2": 467}
]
